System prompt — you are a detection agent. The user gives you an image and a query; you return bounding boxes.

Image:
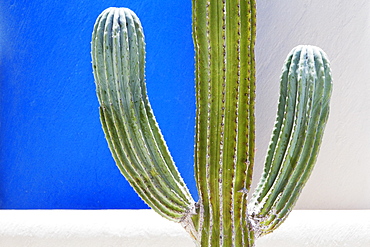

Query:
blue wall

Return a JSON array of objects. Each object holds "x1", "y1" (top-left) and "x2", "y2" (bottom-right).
[{"x1": 0, "y1": 0, "x2": 197, "y2": 209}]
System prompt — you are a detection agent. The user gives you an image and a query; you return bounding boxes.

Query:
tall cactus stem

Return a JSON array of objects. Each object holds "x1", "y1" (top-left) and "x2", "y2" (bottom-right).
[{"x1": 192, "y1": 0, "x2": 257, "y2": 246}]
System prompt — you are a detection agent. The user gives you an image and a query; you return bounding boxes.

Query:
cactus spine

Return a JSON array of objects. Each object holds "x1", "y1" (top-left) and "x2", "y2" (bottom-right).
[{"x1": 91, "y1": 2, "x2": 332, "y2": 247}]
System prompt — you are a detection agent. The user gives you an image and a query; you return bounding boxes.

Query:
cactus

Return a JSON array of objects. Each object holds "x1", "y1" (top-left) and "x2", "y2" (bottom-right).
[{"x1": 91, "y1": 2, "x2": 332, "y2": 247}]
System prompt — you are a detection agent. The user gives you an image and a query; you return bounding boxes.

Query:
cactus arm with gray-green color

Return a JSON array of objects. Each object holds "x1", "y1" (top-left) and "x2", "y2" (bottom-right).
[
  {"x1": 247, "y1": 45, "x2": 333, "y2": 237},
  {"x1": 91, "y1": 7, "x2": 195, "y2": 223},
  {"x1": 91, "y1": 2, "x2": 332, "y2": 247}
]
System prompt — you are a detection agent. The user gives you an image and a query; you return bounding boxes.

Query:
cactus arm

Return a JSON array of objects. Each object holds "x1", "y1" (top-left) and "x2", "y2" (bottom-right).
[
  {"x1": 251, "y1": 46, "x2": 309, "y2": 213},
  {"x1": 91, "y1": 7, "x2": 194, "y2": 222},
  {"x1": 192, "y1": 0, "x2": 256, "y2": 246},
  {"x1": 248, "y1": 45, "x2": 333, "y2": 236},
  {"x1": 264, "y1": 47, "x2": 332, "y2": 232}
]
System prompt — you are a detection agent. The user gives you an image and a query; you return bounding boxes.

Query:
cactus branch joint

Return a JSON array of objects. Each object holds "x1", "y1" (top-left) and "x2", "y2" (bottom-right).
[{"x1": 91, "y1": 1, "x2": 332, "y2": 247}]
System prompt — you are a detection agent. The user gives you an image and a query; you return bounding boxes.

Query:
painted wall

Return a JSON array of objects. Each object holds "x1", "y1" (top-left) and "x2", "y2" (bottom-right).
[
  {"x1": 1, "y1": 0, "x2": 369, "y2": 209},
  {"x1": 254, "y1": 0, "x2": 370, "y2": 209},
  {"x1": 0, "y1": 0, "x2": 196, "y2": 209}
]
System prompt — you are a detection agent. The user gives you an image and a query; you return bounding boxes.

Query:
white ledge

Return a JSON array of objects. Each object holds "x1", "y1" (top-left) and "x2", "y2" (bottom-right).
[{"x1": 0, "y1": 210, "x2": 369, "y2": 246}]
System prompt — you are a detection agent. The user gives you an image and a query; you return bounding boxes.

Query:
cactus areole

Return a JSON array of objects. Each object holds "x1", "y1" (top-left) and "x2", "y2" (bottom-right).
[{"x1": 91, "y1": 1, "x2": 332, "y2": 246}]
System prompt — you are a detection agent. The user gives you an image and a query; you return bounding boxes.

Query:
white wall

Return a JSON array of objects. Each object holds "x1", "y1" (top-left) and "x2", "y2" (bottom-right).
[
  {"x1": 1, "y1": 210, "x2": 369, "y2": 246},
  {"x1": 254, "y1": 0, "x2": 370, "y2": 209}
]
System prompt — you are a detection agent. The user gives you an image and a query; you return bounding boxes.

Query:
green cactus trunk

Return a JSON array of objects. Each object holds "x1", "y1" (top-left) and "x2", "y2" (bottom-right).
[
  {"x1": 91, "y1": 2, "x2": 332, "y2": 247},
  {"x1": 192, "y1": 0, "x2": 257, "y2": 246}
]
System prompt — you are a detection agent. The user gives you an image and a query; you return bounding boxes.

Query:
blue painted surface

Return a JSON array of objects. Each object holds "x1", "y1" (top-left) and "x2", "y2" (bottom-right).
[{"x1": 0, "y1": 0, "x2": 197, "y2": 208}]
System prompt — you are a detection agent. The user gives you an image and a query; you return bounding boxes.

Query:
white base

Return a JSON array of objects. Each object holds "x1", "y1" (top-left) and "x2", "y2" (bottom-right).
[{"x1": 0, "y1": 210, "x2": 369, "y2": 246}]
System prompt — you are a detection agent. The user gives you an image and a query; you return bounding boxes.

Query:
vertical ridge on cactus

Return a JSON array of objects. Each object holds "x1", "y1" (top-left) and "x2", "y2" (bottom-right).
[{"x1": 91, "y1": 2, "x2": 332, "y2": 247}]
